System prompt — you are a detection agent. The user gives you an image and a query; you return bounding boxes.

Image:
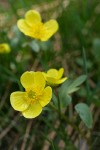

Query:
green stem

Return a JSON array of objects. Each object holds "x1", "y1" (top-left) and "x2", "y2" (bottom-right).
[
  {"x1": 58, "y1": 96, "x2": 61, "y2": 120},
  {"x1": 50, "y1": 103, "x2": 88, "y2": 141},
  {"x1": 82, "y1": 47, "x2": 91, "y2": 104},
  {"x1": 41, "y1": 132, "x2": 56, "y2": 150}
]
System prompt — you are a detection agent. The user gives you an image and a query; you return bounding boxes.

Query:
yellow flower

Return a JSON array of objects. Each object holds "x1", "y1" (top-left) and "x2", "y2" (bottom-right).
[
  {"x1": 17, "y1": 10, "x2": 59, "y2": 41},
  {"x1": 0, "y1": 43, "x2": 11, "y2": 53},
  {"x1": 10, "y1": 71, "x2": 52, "y2": 118},
  {"x1": 43, "y1": 68, "x2": 67, "y2": 86}
]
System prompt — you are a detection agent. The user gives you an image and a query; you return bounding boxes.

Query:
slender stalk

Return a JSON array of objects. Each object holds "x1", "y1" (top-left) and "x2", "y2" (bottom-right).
[
  {"x1": 51, "y1": 141, "x2": 56, "y2": 150},
  {"x1": 82, "y1": 47, "x2": 91, "y2": 105},
  {"x1": 50, "y1": 103, "x2": 88, "y2": 141},
  {"x1": 57, "y1": 94, "x2": 71, "y2": 148},
  {"x1": 41, "y1": 132, "x2": 56, "y2": 150},
  {"x1": 57, "y1": 96, "x2": 61, "y2": 120}
]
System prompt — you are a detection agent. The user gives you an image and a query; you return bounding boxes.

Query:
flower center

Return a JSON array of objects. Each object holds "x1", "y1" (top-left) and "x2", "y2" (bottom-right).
[
  {"x1": 28, "y1": 90, "x2": 36, "y2": 100},
  {"x1": 32, "y1": 23, "x2": 45, "y2": 39},
  {"x1": 26, "y1": 88, "x2": 43, "y2": 104}
]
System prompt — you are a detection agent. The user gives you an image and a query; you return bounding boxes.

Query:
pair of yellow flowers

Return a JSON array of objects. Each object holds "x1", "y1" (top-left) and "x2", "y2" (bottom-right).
[
  {"x1": 10, "y1": 10, "x2": 67, "y2": 118},
  {"x1": 11, "y1": 69, "x2": 67, "y2": 119}
]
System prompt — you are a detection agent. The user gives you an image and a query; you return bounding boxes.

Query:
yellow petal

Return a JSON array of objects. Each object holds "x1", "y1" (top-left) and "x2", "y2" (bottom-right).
[
  {"x1": 10, "y1": 92, "x2": 29, "y2": 111},
  {"x1": 33, "y1": 72, "x2": 46, "y2": 90},
  {"x1": 55, "y1": 77, "x2": 67, "y2": 84},
  {"x1": 39, "y1": 86, "x2": 52, "y2": 107},
  {"x1": 58, "y1": 68, "x2": 64, "y2": 79},
  {"x1": 46, "y1": 77, "x2": 57, "y2": 86},
  {"x1": 47, "y1": 69, "x2": 58, "y2": 78},
  {"x1": 17, "y1": 19, "x2": 30, "y2": 35},
  {"x1": 25, "y1": 10, "x2": 41, "y2": 26},
  {"x1": 22, "y1": 101, "x2": 42, "y2": 118},
  {"x1": 42, "y1": 72, "x2": 47, "y2": 80},
  {"x1": 20, "y1": 71, "x2": 35, "y2": 89},
  {"x1": 41, "y1": 19, "x2": 59, "y2": 41}
]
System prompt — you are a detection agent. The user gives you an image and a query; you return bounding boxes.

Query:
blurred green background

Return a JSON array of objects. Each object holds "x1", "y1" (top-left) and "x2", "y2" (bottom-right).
[{"x1": 0, "y1": 0, "x2": 100, "y2": 149}]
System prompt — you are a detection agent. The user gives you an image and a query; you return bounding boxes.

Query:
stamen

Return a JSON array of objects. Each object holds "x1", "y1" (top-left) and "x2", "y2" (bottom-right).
[{"x1": 28, "y1": 90, "x2": 36, "y2": 99}]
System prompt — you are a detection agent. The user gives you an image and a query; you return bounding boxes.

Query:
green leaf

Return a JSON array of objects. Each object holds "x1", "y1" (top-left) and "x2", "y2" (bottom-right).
[
  {"x1": 53, "y1": 87, "x2": 72, "y2": 108},
  {"x1": 60, "y1": 94, "x2": 72, "y2": 108},
  {"x1": 58, "y1": 75, "x2": 87, "y2": 105},
  {"x1": 67, "y1": 75, "x2": 87, "y2": 94},
  {"x1": 59, "y1": 81, "x2": 72, "y2": 108},
  {"x1": 75, "y1": 103, "x2": 93, "y2": 128},
  {"x1": 29, "y1": 40, "x2": 40, "y2": 52},
  {"x1": 67, "y1": 87, "x2": 80, "y2": 94}
]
